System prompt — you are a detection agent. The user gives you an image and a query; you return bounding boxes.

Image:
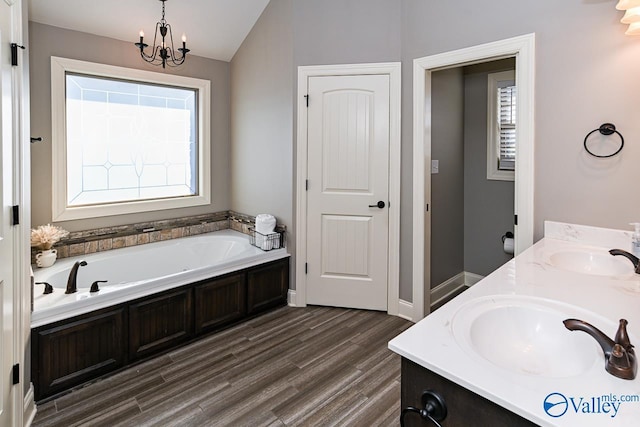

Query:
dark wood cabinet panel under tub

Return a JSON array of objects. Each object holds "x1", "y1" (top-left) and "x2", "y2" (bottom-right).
[
  {"x1": 195, "y1": 272, "x2": 247, "y2": 334},
  {"x1": 247, "y1": 259, "x2": 289, "y2": 314},
  {"x1": 129, "y1": 287, "x2": 194, "y2": 360},
  {"x1": 401, "y1": 357, "x2": 537, "y2": 427},
  {"x1": 32, "y1": 257, "x2": 289, "y2": 401},
  {"x1": 31, "y1": 306, "x2": 126, "y2": 400}
]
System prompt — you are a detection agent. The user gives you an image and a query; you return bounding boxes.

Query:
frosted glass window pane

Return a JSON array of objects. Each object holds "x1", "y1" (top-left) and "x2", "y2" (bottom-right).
[
  {"x1": 65, "y1": 73, "x2": 198, "y2": 207},
  {"x1": 82, "y1": 166, "x2": 108, "y2": 191}
]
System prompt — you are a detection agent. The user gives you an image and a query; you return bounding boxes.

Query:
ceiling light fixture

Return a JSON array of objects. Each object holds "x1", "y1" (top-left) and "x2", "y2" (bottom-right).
[
  {"x1": 134, "y1": 0, "x2": 189, "y2": 68},
  {"x1": 616, "y1": 0, "x2": 640, "y2": 35}
]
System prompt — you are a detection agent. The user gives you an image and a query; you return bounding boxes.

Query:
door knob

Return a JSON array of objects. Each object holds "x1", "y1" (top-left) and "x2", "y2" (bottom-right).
[{"x1": 369, "y1": 201, "x2": 386, "y2": 209}]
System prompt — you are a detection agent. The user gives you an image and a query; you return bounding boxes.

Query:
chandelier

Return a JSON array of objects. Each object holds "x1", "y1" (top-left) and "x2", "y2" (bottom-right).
[{"x1": 134, "y1": 0, "x2": 189, "y2": 68}]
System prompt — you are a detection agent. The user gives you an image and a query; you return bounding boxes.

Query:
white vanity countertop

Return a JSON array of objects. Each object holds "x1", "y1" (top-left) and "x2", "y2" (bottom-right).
[{"x1": 389, "y1": 222, "x2": 640, "y2": 426}]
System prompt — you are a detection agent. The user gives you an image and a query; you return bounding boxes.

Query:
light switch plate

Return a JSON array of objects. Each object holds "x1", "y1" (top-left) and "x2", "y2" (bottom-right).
[{"x1": 431, "y1": 160, "x2": 439, "y2": 174}]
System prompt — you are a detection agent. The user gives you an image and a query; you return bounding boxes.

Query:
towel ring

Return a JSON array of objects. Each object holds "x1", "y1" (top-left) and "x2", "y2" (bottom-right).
[{"x1": 583, "y1": 123, "x2": 624, "y2": 158}]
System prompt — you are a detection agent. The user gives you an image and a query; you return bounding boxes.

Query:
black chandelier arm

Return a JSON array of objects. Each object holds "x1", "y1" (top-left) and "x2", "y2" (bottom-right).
[{"x1": 139, "y1": 46, "x2": 187, "y2": 68}]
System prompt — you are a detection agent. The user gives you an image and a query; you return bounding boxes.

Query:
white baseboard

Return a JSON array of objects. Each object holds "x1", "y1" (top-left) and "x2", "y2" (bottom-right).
[
  {"x1": 430, "y1": 271, "x2": 485, "y2": 310},
  {"x1": 287, "y1": 288, "x2": 426, "y2": 324},
  {"x1": 287, "y1": 289, "x2": 297, "y2": 307},
  {"x1": 464, "y1": 272, "x2": 484, "y2": 286},
  {"x1": 397, "y1": 299, "x2": 415, "y2": 322},
  {"x1": 24, "y1": 384, "x2": 36, "y2": 427},
  {"x1": 430, "y1": 272, "x2": 466, "y2": 304}
]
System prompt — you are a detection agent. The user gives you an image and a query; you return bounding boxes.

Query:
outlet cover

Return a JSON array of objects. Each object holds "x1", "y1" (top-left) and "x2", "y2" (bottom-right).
[{"x1": 431, "y1": 160, "x2": 439, "y2": 174}]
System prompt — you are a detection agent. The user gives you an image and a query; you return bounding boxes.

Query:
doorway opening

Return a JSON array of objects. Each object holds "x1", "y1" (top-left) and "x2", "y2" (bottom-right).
[{"x1": 411, "y1": 34, "x2": 535, "y2": 321}]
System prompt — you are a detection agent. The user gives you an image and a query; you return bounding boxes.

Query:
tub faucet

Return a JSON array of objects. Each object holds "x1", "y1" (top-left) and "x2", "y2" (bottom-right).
[
  {"x1": 564, "y1": 318, "x2": 637, "y2": 380},
  {"x1": 66, "y1": 260, "x2": 87, "y2": 294},
  {"x1": 609, "y1": 249, "x2": 640, "y2": 274}
]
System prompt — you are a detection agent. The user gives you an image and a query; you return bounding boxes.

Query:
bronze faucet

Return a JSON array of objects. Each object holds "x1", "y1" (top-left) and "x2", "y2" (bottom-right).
[
  {"x1": 564, "y1": 318, "x2": 637, "y2": 380},
  {"x1": 609, "y1": 249, "x2": 640, "y2": 274},
  {"x1": 65, "y1": 260, "x2": 87, "y2": 294}
]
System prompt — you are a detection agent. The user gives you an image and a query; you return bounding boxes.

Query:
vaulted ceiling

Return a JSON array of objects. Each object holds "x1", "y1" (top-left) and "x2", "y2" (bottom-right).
[{"x1": 28, "y1": 0, "x2": 271, "y2": 62}]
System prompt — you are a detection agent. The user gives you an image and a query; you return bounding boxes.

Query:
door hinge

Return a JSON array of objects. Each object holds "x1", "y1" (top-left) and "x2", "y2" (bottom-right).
[
  {"x1": 514, "y1": 214, "x2": 518, "y2": 225},
  {"x1": 11, "y1": 205, "x2": 19, "y2": 226},
  {"x1": 10, "y1": 43, "x2": 26, "y2": 67},
  {"x1": 305, "y1": 263, "x2": 308, "y2": 274},
  {"x1": 12, "y1": 364, "x2": 19, "y2": 385},
  {"x1": 304, "y1": 94, "x2": 309, "y2": 107},
  {"x1": 305, "y1": 179, "x2": 309, "y2": 191}
]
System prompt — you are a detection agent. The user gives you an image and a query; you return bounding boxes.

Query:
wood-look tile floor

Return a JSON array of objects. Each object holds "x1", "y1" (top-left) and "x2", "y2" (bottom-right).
[{"x1": 33, "y1": 306, "x2": 411, "y2": 427}]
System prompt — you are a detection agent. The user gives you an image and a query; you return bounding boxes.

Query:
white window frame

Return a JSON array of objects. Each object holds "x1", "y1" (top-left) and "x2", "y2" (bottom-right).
[
  {"x1": 51, "y1": 56, "x2": 211, "y2": 221},
  {"x1": 486, "y1": 69, "x2": 515, "y2": 181}
]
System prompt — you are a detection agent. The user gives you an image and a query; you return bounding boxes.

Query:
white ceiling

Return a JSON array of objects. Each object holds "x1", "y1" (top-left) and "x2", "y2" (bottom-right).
[{"x1": 28, "y1": 0, "x2": 271, "y2": 62}]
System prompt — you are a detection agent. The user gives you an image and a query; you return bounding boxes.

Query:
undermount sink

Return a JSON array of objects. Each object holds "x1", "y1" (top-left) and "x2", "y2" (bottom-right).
[
  {"x1": 452, "y1": 296, "x2": 603, "y2": 377},
  {"x1": 548, "y1": 250, "x2": 633, "y2": 277}
]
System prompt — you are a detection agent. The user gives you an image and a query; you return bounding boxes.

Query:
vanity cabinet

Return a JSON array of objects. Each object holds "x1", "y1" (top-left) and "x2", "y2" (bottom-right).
[
  {"x1": 32, "y1": 306, "x2": 126, "y2": 400},
  {"x1": 32, "y1": 256, "x2": 289, "y2": 401},
  {"x1": 129, "y1": 288, "x2": 194, "y2": 360},
  {"x1": 401, "y1": 358, "x2": 537, "y2": 427}
]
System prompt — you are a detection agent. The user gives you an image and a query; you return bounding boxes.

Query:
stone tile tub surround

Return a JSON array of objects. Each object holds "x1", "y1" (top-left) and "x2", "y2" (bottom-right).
[
  {"x1": 32, "y1": 210, "x2": 286, "y2": 262},
  {"x1": 388, "y1": 221, "x2": 640, "y2": 426}
]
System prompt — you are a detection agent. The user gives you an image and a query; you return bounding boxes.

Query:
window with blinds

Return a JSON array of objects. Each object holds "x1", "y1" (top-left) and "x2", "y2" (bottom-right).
[
  {"x1": 486, "y1": 70, "x2": 516, "y2": 181},
  {"x1": 498, "y1": 85, "x2": 516, "y2": 171}
]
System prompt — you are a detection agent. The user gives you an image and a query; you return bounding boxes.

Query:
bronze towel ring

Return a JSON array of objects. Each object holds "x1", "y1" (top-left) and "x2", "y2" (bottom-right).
[{"x1": 583, "y1": 123, "x2": 624, "y2": 158}]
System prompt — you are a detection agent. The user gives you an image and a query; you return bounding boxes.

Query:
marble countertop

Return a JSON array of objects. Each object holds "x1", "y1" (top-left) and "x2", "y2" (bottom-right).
[{"x1": 388, "y1": 222, "x2": 640, "y2": 426}]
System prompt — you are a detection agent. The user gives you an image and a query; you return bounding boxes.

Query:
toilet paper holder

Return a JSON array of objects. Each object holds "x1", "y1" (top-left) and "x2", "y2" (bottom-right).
[{"x1": 502, "y1": 231, "x2": 515, "y2": 255}]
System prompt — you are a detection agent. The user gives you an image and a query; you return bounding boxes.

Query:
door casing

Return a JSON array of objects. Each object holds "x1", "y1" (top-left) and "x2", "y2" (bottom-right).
[
  {"x1": 412, "y1": 34, "x2": 536, "y2": 322},
  {"x1": 295, "y1": 62, "x2": 401, "y2": 315}
]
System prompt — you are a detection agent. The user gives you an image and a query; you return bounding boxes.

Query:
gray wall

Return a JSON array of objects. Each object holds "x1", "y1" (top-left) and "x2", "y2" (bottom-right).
[
  {"x1": 430, "y1": 68, "x2": 464, "y2": 288},
  {"x1": 235, "y1": 0, "x2": 640, "y2": 299},
  {"x1": 230, "y1": 0, "x2": 294, "y2": 282},
  {"x1": 463, "y1": 62, "x2": 515, "y2": 277},
  {"x1": 292, "y1": 0, "x2": 402, "y2": 66},
  {"x1": 401, "y1": 0, "x2": 640, "y2": 300},
  {"x1": 29, "y1": 22, "x2": 231, "y2": 231}
]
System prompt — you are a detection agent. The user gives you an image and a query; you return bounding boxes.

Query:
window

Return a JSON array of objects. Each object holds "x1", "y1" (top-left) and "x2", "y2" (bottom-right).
[
  {"x1": 486, "y1": 70, "x2": 516, "y2": 181},
  {"x1": 51, "y1": 57, "x2": 211, "y2": 221}
]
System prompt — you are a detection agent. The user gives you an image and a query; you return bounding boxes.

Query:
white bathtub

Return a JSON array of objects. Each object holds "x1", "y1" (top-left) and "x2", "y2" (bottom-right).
[{"x1": 32, "y1": 229, "x2": 289, "y2": 328}]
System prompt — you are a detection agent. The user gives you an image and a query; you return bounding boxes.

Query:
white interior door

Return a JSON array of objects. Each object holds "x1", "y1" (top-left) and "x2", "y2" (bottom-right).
[
  {"x1": 0, "y1": 0, "x2": 16, "y2": 424},
  {"x1": 306, "y1": 74, "x2": 390, "y2": 310}
]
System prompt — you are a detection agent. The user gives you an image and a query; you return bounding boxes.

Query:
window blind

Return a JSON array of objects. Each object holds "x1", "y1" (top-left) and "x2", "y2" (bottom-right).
[{"x1": 498, "y1": 85, "x2": 516, "y2": 171}]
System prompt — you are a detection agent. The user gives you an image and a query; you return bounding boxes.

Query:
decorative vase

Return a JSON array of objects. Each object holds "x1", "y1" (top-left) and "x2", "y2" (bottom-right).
[{"x1": 36, "y1": 249, "x2": 57, "y2": 268}]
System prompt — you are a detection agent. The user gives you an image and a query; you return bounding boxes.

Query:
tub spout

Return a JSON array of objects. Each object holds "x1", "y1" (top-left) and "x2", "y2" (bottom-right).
[
  {"x1": 66, "y1": 260, "x2": 87, "y2": 294},
  {"x1": 609, "y1": 249, "x2": 640, "y2": 274},
  {"x1": 564, "y1": 318, "x2": 637, "y2": 380}
]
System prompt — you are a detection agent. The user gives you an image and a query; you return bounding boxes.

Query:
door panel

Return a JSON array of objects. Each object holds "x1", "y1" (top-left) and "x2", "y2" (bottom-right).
[
  {"x1": 322, "y1": 90, "x2": 373, "y2": 193},
  {"x1": 321, "y1": 215, "x2": 371, "y2": 278},
  {"x1": 306, "y1": 75, "x2": 389, "y2": 310}
]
